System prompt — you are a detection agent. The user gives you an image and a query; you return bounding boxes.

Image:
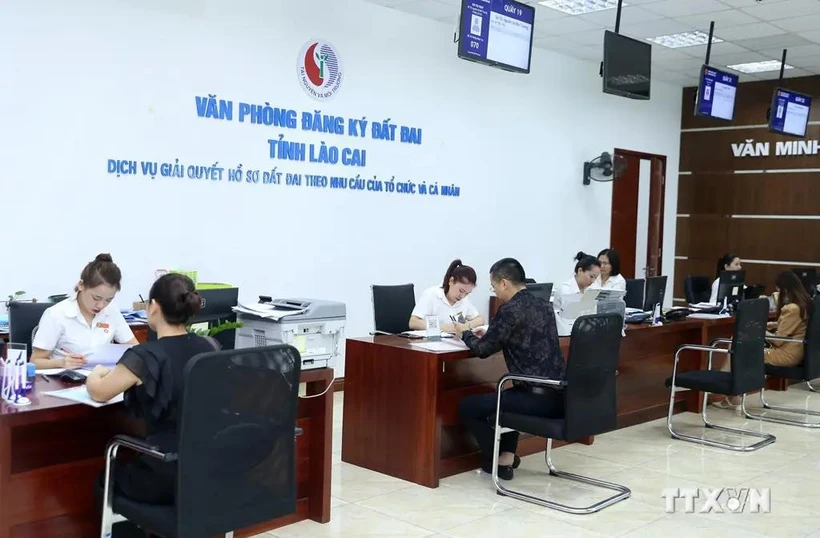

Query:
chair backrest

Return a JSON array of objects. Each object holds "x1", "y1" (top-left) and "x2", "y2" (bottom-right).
[
  {"x1": 624, "y1": 278, "x2": 645, "y2": 310},
  {"x1": 803, "y1": 295, "x2": 820, "y2": 380},
  {"x1": 371, "y1": 284, "x2": 415, "y2": 334},
  {"x1": 563, "y1": 313, "x2": 623, "y2": 441},
  {"x1": 8, "y1": 301, "x2": 52, "y2": 355},
  {"x1": 730, "y1": 298, "x2": 769, "y2": 394},
  {"x1": 684, "y1": 275, "x2": 711, "y2": 304},
  {"x1": 176, "y1": 345, "x2": 301, "y2": 537}
]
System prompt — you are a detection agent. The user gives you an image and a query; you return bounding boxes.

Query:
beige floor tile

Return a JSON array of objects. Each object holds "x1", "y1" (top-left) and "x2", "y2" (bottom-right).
[
  {"x1": 271, "y1": 503, "x2": 433, "y2": 537},
  {"x1": 443, "y1": 507, "x2": 606, "y2": 538},
  {"x1": 331, "y1": 462, "x2": 413, "y2": 503},
  {"x1": 619, "y1": 514, "x2": 771, "y2": 537},
  {"x1": 357, "y1": 482, "x2": 511, "y2": 533}
]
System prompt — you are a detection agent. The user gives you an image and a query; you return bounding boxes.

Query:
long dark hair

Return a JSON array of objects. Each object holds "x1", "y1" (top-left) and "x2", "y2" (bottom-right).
[
  {"x1": 775, "y1": 271, "x2": 812, "y2": 322},
  {"x1": 574, "y1": 251, "x2": 600, "y2": 273},
  {"x1": 598, "y1": 248, "x2": 621, "y2": 277},
  {"x1": 442, "y1": 259, "x2": 477, "y2": 294},
  {"x1": 716, "y1": 253, "x2": 738, "y2": 279}
]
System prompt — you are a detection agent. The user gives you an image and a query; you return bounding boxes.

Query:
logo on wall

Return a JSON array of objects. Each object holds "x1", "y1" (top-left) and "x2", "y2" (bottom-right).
[{"x1": 297, "y1": 40, "x2": 344, "y2": 102}]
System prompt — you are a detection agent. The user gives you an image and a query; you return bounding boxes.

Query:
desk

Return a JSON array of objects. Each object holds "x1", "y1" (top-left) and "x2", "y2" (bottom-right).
[
  {"x1": 341, "y1": 316, "x2": 783, "y2": 489},
  {"x1": 0, "y1": 370, "x2": 332, "y2": 538}
]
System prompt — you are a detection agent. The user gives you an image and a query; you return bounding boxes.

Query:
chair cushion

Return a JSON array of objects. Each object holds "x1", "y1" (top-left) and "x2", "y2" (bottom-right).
[
  {"x1": 665, "y1": 370, "x2": 735, "y2": 395},
  {"x1": 499, "y1": 413, "x2": 566, "y2": 440},
  {"x1": 113, "y1": 494, "x2": 176, "y2": 537},
  {"x1": 765, "y1": 363, "x2": 806, "y2": 381}
]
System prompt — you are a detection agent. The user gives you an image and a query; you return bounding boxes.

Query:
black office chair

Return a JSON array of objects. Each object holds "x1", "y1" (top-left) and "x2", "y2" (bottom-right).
[
  {"x1": 624, "y1": 278, "x2": 644, "y2": 310},
  {"x1": 524, "y1": 278, "x2": 537, "y2": 284},
  {"x1": 491, "y1": 313, "x2": 630, "y2": 514},
  {"x1": 8, "y1": 301, "x2": 52, "y2": 354},
  {"x1": 684, "y1": 275, "x2": 711, "y2": 304},
  {"x1": 665, "y1": 298, "x2": 775, "y2": 452},
  {"x1": 371, "y1": 284, "x2": 415, "y2": 335},
  {"x1": 101, "y1": 345, "x2": 302, "y2": 538},
  {"x1": 742, "y1": 295, "x2": 820, "y2": 427}
]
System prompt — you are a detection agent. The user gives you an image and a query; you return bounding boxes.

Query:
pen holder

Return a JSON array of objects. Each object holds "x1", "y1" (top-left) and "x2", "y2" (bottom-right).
[
  {"x1": 132, "y1": 301, "x2": 150, "y2": 311},
  {"x1": 1, "y1": 344, "x2": 31, "y2": 406}
]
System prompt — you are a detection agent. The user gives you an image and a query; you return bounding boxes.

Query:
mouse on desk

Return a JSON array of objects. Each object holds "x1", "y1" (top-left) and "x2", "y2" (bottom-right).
[{"x1": 58, "y1": 370, "x2": 87, "y2": 384}]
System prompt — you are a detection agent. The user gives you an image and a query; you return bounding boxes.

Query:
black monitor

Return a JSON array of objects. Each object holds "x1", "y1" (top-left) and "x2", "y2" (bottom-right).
[
  {"x1": 793, "y1": 267, "x2": 817, "y2": 297},
  {"x1": 625, "y1": 278, "x2": 645, "y2": 310},
  {"x1": 642, "y1": 276, "x2": 667, "y2": 311},
  {"x1": 602, "y1": 30, "x2": 652, "y2": 100},
  {"x1": 716, "y1": 270, "x2": 745, "y2": 305},
  {"x1": 526, "y1": 282, "x2": 553, "y2": 303},
  {"x1": 148, "y1": 287, "x2": 239, "y2": 349}
]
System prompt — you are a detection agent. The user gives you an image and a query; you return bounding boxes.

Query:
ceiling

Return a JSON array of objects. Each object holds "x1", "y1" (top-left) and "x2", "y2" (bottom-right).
[{"x1": 365, "y1": 0, "x2": 820, "y2": 87}]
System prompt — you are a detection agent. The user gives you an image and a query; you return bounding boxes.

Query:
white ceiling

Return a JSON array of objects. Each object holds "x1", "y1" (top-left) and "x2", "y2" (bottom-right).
[{"x1": 366, "y1": 0, "x2": 820, "y2": 87}]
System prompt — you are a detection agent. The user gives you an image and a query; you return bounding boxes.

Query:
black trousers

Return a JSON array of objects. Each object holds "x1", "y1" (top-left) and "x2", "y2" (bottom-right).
[{"x1": 458, "y1": 386, "x2": 564, "y2": 465}]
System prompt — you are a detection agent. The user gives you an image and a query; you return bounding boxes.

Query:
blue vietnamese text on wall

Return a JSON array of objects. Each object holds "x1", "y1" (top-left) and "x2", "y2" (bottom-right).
[{"x1": 105, "y1": 95, "x2": 461, "y2": 199}]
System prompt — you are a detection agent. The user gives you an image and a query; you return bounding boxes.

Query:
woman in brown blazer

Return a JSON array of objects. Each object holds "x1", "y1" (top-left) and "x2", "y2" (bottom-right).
[{"x1": 765, "y1": 271, "x2": 812, "y2": 367}]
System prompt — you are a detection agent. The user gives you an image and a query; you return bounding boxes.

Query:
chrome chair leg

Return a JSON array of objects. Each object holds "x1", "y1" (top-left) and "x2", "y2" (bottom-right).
[
  {"x1": 741, "y1": 387, "x2": 820, "y2": 428},
  {"x1": 808, "y1": 379, "x2": 819, "y2": 393},
  {"x1": 492, "y1": 431, "x2": 630, "y2": 514}
]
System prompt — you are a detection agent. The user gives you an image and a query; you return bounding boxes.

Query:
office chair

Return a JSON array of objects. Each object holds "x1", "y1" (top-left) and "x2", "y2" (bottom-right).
[
  {"x1": 101, "y1": 345, "x2": 303, "y2": 538},
  {"x1": 742, "y1": 295, "x2": 820, "y2": 427},
  {"x1": 665, "y1": 298, "x2": 775, "y2": 452},
  {"x1": 371, "y1": 284, "x2": 415, "y2": 335},
  {"x1": 624, "y1": 279, "x2": 644, "y2": 310},
  {"x1": 793, "y1": 268, "x2": 818, "y2": 298},
  {"x1": 491, "y1": 313, "x2": 631, "y2": 514},
  {"x1": 8, "y1": 301, "x2": 52, "y2": 354},
  {"x1": 684, "y1": 276, "x2": 711, "y2": 304}
]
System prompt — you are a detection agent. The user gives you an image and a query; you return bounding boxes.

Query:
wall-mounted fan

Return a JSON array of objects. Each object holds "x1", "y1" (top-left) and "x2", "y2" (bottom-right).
[{"x1": 582, "y1": 151, "x2": 627, "y2": 185}]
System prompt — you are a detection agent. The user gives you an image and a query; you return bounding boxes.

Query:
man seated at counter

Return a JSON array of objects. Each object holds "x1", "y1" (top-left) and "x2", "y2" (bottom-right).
[{"x1": 453, "y1": 258, "x2": 565, "y2": 481}]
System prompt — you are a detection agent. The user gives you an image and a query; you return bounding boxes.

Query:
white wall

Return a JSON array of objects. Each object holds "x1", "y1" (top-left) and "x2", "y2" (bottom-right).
[{"x1": 0, "y1": 0, "x2": 682, "y2": 377}]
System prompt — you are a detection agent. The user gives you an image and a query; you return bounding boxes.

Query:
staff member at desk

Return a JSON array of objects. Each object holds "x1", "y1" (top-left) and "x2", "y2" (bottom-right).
[
  {"x1": 454, "y1": 258, "x2": 564, "y2": 481},
  {"x1": 86, "y1": 273, "x2": 218, "y2": 507},
  {"x1": 408, "y1": 259, "x2": 484, "y2": 333},
  {"x1": 709, "y1": 253, "x2": 742, "y2": 304},
  {"x1": 591, "y1": 248, "x2": 626, "y2": 292},
  {"x1": 553, "y1": 252, "x2": 601, "y2": 314},
  {"x1": 31, "y1": 253, "x2": 138, "y2": 369}
]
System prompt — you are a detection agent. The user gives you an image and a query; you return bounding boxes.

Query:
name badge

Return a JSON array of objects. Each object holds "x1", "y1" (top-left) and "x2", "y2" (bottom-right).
[{"x1": 96, "y1": 322, "x2": 110, "y2": 333}]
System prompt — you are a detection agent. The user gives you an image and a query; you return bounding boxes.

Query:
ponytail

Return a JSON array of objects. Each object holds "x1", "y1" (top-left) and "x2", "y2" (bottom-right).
[
  {"x1": 573, "y1": 251, "x2": 600, "y2": 273},
  {"x1": 442, "y1": 259, "x2": 478, "y2": 294}
]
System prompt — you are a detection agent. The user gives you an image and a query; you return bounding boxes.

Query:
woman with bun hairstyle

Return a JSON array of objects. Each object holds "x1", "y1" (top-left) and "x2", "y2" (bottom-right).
[
  {"x1": 409, "y1": 259, "x2": 485, "y2": 333},
  {"x1": 86, "y1": 273, "x2": 219, "y2": 505},
  {"x1": 554, "y1": 251, "x2": 602, "y2": 314},
  {"x1": 31, "y1": 253, "x2": 139, "y2": 369}
]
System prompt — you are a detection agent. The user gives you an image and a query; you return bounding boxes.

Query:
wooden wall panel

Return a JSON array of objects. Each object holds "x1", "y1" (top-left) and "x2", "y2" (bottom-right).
[
  {"x1": 681, "y1": 75, "x2": 820, "y2": 130},
  {"x1": 678, "y1": 173, "x2": 820, "y2": 216},
  {"x1": 680, "y1": 126, "x2": 820, "y2": 173},
  {"x1": 676, "y1": 217, "x2": 820, "y2": 262}
]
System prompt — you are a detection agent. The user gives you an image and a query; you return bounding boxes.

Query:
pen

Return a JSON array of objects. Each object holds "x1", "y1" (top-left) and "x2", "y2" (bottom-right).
[
  {"x1": 139, "y1": 294, "x2": 145, "y2": 302},
  {"x1": 40, "y1": 374, "x2": 50, "y2": 383}
]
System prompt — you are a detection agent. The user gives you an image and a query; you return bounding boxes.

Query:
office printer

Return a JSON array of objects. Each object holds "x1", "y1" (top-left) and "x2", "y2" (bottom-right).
[{"x1": 234, "y1": 297, "x2": 346, "y2": 371}]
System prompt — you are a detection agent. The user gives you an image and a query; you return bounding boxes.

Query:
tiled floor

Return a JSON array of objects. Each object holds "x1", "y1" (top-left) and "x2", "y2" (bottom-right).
[{"x1": 265, "y1": 385, "x2": 820, "y2": 538}]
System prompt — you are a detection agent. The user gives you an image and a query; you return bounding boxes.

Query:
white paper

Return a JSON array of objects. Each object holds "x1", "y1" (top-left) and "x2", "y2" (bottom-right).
[
  {"x1": 43, "y1": 386, "x2": 124, "y2": 407},
  {"x1": 410, "y1": 340, "x2": 467, "y2": 352},
  {"x1": 401, "y1": 330, "x2": 454, "y2": 339},
  {"x1": 232, "y1": 303, "x2": 305, "y2": 321},
  {"x1": 688, "y1": 313, "x2": 731, "y2": 320},
  {"x1": 85, "y1": 343, "x2": 134, "y2": 366},
  {"x1": 37, "y1": 368, "x2": 70, "y2": 376}
]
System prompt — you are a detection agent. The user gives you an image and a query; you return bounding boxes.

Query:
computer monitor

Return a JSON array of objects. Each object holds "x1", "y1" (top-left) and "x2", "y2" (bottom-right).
[
  {"x1": 716, "y1": 270, "x2": 745, "y2": 305},
  {"x1": 526, "y1": 282, "x2": 553, "y2": 303},
  {"x1": 147, "y1": 287, "x2": 239, "y2": 349},
  {"x1": 793, "y1": 267, "x2": 817, "y2": 297},
  {"x1": 642, "y1": 276, "x2": 667, "y2": 311},
  {"x1": 625, "y1": 278, "x2": 645, "y2": 310}
]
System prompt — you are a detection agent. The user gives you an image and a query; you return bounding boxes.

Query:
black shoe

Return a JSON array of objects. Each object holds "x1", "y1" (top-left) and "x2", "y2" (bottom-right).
[
  {"x1": 481, "y1": 461, "x2": 515, "y2": 481},
  {"x1": 512, "y1": 455, "x2": 521, "y2": 469}
]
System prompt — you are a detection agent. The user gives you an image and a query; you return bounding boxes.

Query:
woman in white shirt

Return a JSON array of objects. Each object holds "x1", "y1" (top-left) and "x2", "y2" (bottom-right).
[
  {"x1": 709, "y1": 253, "x2": 742, "y2": 304},
  {"x1": 554, "y1": 252, "x2": 602, "y2": 315},
  {"x1": 591, "y1": 248, "x2": 626, "y2": 292},
  {"x1": 409, "y1": 259, "x2": 485, "y2": 333},
  {"x1": 31, "y1": 253, "x2": 139, "y2": 369}
]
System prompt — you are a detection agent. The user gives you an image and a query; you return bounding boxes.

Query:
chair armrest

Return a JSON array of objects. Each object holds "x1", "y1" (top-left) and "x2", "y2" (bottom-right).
[
  {"x1": 295, "y1": 427, "x2": 303, "y2": 437},
  {"x1": 767, "y1": 335, "x2": 805, "y2": 344},
  {"x1": 709, "y1": 338, "x2": 733, "y2": 348},
  {"x1": 108, "y1": 435, "x2": 178, "y2": 463},
  {"x1": 497, "y1": 373, "x2": 566, "y2": 389}
]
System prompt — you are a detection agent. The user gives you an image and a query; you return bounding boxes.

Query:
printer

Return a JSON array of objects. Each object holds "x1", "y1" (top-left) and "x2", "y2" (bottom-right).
[{"x1": 233, "y1": 297, "x2": 346, "y2": 371}]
